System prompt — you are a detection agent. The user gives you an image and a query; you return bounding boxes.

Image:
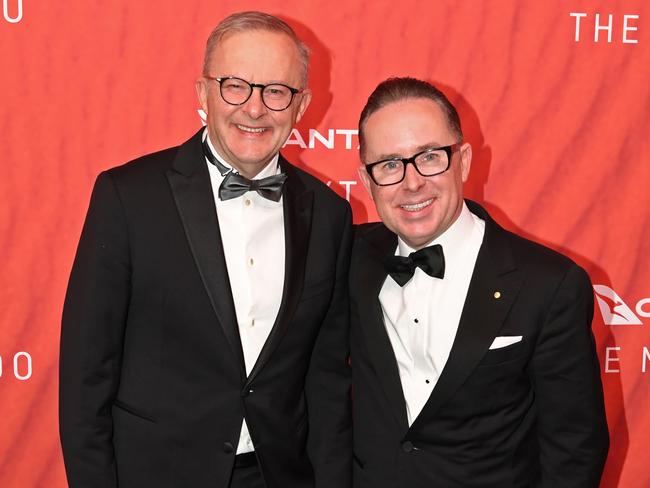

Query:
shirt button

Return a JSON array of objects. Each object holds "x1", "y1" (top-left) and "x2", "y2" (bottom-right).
[
  {"x1": 414, "y1": 318, "x2": 419, "y2": 324},
  {"x1": 244, "y1": 199, "x2": 251, "y2": 206},
  {"x1": 251, "y1": 318, "x2": 255, "y2": 327},
  {"x1": 249, "y1": 258, "x2": 254, "y2": 266}
]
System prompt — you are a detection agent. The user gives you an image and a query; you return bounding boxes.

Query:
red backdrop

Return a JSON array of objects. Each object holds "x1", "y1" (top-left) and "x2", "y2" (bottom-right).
[{"x1": 1, "y1": 1, "x2": 648, "y2": 486}]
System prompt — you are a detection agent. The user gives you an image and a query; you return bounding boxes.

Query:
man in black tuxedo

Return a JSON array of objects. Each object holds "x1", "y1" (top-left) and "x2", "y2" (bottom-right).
[
  {"x1": 60, "y1": 11, "x2": 352, "y2": 488},
  {"x1": 350, "y1": 77, "x2": 608, "y2": 487}
]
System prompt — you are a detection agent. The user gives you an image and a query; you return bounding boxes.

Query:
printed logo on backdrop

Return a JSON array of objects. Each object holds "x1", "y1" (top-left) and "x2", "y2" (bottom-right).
[
  {"x1": 570, "y1": 12, "x2": 640, "y2": 43},
  {"x1": 593, "y1": 285, "x2": 650, "y2": 374},
  {"x1": 198, "y1": 109, "x2": 360, "y2": 201},
  {"x1": 0, "y1": 352, "x2": 32, "y2": 380},
  {"x1": 197, "y1": 110, "x2": 359, "y2": 149},
  {"x1": 593, "y1": 285, "x2": 644, "y2": 325},
  {"x1": 3, "y1": 0, "x2": 22, "y2": 23}
]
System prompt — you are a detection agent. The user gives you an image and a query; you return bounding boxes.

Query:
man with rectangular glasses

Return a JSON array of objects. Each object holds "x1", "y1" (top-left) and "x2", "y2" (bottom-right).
[
  {"x1": 350, "y1": 77, "x2": 608, "y2": 487},
  {"x1": 60, "y1": 11, "x2": 352, "y2": 488}
]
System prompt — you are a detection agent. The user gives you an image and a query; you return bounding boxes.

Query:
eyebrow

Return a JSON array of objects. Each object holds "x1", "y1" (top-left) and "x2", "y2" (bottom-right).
[
  {"x1": 219, "y1": 75, "x2": 294, "y2": 86},
  {"x1": 373, "y1": 142, "x2": 444, "y2": 161}
]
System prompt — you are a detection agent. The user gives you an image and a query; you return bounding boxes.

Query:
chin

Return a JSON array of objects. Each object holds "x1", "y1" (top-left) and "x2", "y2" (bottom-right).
[
  {"x1": 401, "y1": 226, "x2": 437, "y2": 246},
  {"x1": 232, "y1": 150, "x2": 269, "y2": 163}
]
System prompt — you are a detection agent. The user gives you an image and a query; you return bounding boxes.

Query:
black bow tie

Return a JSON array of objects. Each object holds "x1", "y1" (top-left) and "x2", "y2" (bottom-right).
[
  {"x1": 219, "y1": 171, "x2": 287, "y2": 202},
  {"x1": 384, "y1": 244, "x2": 445, "y2": 287},
  {"x1": 202, "y1": 137, "x2": 287, "y2": 202}
]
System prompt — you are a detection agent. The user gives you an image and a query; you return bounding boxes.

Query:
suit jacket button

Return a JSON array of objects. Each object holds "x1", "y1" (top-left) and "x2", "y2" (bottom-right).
[
  {"x1": 402, "y1": 441, "x2": 414, "y2": 453},
  {"x1": 241, "y1": 388, "x2": 253, "y2": 397},
  {"x1": 223, "y1": 442, "x2": 234, "y2": 453}
]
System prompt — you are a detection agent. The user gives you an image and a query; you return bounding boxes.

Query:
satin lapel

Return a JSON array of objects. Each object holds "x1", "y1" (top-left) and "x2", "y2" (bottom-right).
[
  {"x1": 166, "y1": 130, "x2": 246, "y2": 377},
  {"x1": 356, "y1": 225, "x2": 409, "y2": 432},
  {"x1": 410, "y1": 201, "x2": 523, "y2": 430},
  {"x1": 245, "y1": 156, "x2": 313, "y2": 385}
]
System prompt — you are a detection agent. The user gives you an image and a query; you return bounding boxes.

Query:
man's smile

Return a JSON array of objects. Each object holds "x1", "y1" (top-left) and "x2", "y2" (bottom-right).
[
  {"x1": 235, "y1": 124, "x2": 268, "y2": 134},
  {"x1": 400, "y1": 198, "x2": 433, "y2": 212}
]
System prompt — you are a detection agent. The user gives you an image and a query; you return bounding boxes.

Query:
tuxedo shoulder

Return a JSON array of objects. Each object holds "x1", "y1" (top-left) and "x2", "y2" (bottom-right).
[
  {"x1": 354, "y1": 222, "x2": 388, "y2": 241},
  {"x1": 105, "y1": 145, "x2": 180, "y2": 180},
  {"x1": 352, "y1": 222, "x2": 395, "y2": 256},
  {"x1": 505, "y1": 228, "x2": 588, "y2": 279},
  {"x1": 469, "y1": 200, "x2": 587, "y2": 278}
]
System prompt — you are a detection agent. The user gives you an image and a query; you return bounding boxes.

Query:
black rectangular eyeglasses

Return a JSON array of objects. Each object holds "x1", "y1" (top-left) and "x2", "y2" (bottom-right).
[{"x1": 364, "y1": 143, "x2": 462, "y2": 186}]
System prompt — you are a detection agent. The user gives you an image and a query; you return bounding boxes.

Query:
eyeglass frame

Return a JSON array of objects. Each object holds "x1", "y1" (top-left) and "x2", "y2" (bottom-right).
[
  {"x1": 363, "y1": 143, "x2": 463, "y2": 186},
  {"x1": 204, "y1": 76, "x2": 303, "y2": 111}
]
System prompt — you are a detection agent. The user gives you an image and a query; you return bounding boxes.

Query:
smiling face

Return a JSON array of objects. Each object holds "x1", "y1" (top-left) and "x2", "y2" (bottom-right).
[
  {"x1": 359, "y1": 97, "x2": 472, "y2": 249},
  {"x1": 196, "y1": 29, "x2": 311, "y2": 178}
]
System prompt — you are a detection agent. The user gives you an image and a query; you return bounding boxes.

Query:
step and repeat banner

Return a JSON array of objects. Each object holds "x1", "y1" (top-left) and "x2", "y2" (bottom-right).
[{"x1": 1, "y1": 1, "x2": 648, "y2": 486}]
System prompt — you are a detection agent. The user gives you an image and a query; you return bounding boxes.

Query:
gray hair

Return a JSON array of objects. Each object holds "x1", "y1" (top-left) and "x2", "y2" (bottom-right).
[
  {"x1": 358, "y1": 77, "x2": 463, "y2": 159},
  {"x1": 202, "y1": 11, "x2": 310, "y2": 85}
]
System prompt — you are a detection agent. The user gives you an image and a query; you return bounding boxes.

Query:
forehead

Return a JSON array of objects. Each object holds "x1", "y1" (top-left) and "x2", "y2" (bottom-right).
[
  {"x1": 363, "y1": 98, "x2": 454, "y2": 158},
  {"x1": 207, "y1": 29, "x2": 302, "y2": 83}
]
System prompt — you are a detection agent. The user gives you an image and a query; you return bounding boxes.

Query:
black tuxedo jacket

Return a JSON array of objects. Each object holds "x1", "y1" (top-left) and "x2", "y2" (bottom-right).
[
  {"x1": 350, "y1": 200, "x2": 608, "y2": 488},
  {"x1": 60, "y1": 129, "x2": 353, "y2": 488}
]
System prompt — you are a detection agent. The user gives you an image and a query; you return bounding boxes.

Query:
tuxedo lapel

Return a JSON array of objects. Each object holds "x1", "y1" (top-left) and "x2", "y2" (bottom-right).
[
  {"x1": 166, "y1": 130, "x2": 246, "y2": 377},
  {"x1": 410, "y1": 201, "x2": 523, "y2": 430},
  {"x1": 245, "y1": 156, "x2": 313, "y2": 385},
  {"x1": 356, "y1": 225, "x2": 409, "y2": 432}
]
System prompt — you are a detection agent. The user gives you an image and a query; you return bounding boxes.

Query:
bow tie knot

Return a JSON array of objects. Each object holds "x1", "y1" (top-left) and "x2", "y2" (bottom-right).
[
  {"x1": 202, "y1": 137, "x2": 286, "y2": 202},
  {"x1": 219, "y1": 171, "x2": 287, "y2": 202},
  {"x1": 384, "y1": 244, "x2": 445, "y2": 287}
]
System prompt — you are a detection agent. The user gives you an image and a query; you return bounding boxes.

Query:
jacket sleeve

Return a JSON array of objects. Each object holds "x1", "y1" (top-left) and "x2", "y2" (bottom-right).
[
  {"x1": 59, "y1": 171, "x2": 131, "y2": 488},
  {"x1": 305, "y1": 202, "x2": 353, "y2": 488},
  {"x1": 531, "y1": 264, "x2": 609, "y2": 487}
]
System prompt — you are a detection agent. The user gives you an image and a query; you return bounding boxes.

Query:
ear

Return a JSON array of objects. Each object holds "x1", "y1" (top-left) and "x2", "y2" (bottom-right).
[
  {"x1": 195, "y1": 77, "x2": 209, "y2": 112},
  {"x1": 459, "y1": 142, "x2": 472, "y2": 183},
  {"x1": 358, "y1": 165, "x2": 374, "y2": 201},
  {"x1": 294, "y1": 88, "x2": 312, "y2": 123}
]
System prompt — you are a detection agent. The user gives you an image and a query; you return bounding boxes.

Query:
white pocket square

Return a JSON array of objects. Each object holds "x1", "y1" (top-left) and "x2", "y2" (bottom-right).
[{"x1": 489, "y1": 335, "x2": 523, "y2": 350}]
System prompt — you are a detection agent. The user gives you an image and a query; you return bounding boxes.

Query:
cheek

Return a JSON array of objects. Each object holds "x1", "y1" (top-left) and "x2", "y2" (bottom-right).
[
  {"x1": 374, "y1": 190, "x2": 397, "y2": 215},
  {"x1": 367, "y1": 185, "x2": 384, "y2": 203},
  {"x1": 206, "y1": 96, "x2": 233, "y2": 121},
  {"x1": 272, "y1": 112, "x2": 295, "y2": 132}
]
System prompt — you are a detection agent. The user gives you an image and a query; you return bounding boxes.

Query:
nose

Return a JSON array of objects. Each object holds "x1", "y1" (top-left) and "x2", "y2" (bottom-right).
[
  {"x1": 242, "y1": 87, "x2": 267, "y2": 119},
  {"x1": 401, "y1": 162, "x2": 426, "y2": 191}
]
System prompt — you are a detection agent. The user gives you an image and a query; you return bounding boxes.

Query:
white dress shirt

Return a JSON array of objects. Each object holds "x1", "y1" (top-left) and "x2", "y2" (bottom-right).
[
  {"x1": 204, "y1": 132, "x2": 285, "y2": 453},
  {"x1": 379, "y1": 202, "x2": 485, "y2": 425}
]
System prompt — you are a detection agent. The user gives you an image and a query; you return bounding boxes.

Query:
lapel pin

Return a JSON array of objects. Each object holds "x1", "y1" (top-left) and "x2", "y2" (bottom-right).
[{"x1": 493, "y1": 291, "x2": 502, "y2": 299}]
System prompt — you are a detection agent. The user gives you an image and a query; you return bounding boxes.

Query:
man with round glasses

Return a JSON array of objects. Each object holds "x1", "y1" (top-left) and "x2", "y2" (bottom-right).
[
  {"x1": 60, "y1": 11, "x2": 352, "y2": 488},
  {"x1": 350, "y1": 77, "x2": 608, "y2": 487},
  {"x1": 207, "y1": 76, "x2": 304, "y2": 111}
]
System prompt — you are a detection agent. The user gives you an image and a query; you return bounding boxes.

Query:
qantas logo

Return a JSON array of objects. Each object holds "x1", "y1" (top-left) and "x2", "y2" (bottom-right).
[
  {"x1": 593, "y1": 285, "x2": 644, "y2": 325},
  {"x1": 197, "y1": 110, "x2": 359, "y2": 150}
]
